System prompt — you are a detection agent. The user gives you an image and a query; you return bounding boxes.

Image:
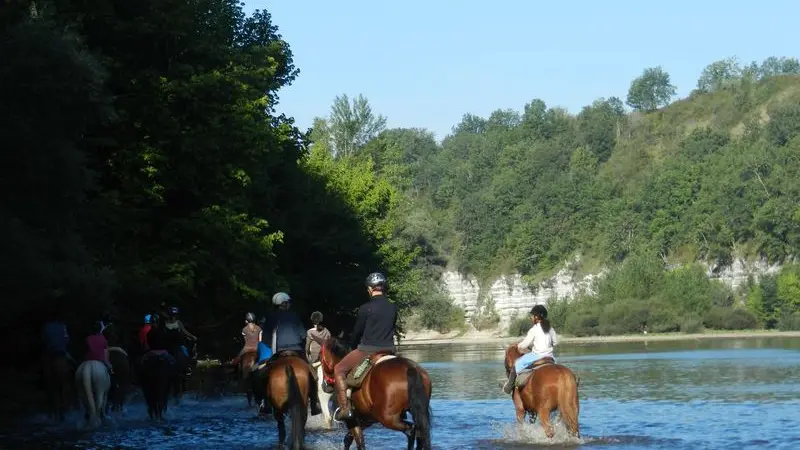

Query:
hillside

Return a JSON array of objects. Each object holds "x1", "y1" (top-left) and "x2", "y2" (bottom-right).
[{"x1": 321, "y1": 62, "x2": 800, "y2": 335}]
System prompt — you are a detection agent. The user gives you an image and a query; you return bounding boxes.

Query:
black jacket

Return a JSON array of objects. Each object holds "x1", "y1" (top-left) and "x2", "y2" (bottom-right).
[{"x1": 350, "y1": 295, "x2": 397, "y2": 350}]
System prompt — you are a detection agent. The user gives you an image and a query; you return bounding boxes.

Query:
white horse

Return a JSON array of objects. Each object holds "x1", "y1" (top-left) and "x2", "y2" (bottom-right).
[
  {"x1": 313, "y1": 362, "x2": 334, "y2": 428},
  {"x1": 75, "y1": 360, "x2": 111, "y2": 428}
]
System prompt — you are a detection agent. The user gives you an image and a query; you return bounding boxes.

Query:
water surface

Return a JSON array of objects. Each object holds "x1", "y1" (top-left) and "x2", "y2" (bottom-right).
[{"x1": 3, "y1": 337, "x2": 799, "y2": 449}]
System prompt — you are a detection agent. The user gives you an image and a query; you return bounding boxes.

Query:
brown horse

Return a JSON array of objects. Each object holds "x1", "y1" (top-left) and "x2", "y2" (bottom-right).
[
  {"x1": 263, "y1": 352, "x2": 315, "y2": 449},
  {"x1": 320, "y1": 337, "x2": 433, "y2": 450},
  {"x1": 503, "y1": 345, "x2": 580, "y2": 438},
  {"x1": 108, "y1": 347, "x2": 131, "y2": 413},
  {"x1": 237, "y1": 350, "x2": 258, "y2": 407},
  {"x1": 41, "y1": 354, "x2": 74, "y2": 421}
]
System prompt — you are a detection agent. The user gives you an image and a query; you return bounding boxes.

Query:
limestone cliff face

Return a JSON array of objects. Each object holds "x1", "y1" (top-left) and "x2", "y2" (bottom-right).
[{"x1": 442, "y1": 257, "x2": 782, "y2": 326}]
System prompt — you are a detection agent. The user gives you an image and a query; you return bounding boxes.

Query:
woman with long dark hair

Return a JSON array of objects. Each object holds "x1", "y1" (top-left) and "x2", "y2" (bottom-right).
[{"x1": 501, "y1": 304, "x2": 559, "y2": 394}]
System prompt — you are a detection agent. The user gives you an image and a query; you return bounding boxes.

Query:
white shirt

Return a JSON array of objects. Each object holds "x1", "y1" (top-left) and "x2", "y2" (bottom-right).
[{"x1": 517, "y1": 323, "x2": 558, "y2": 355}]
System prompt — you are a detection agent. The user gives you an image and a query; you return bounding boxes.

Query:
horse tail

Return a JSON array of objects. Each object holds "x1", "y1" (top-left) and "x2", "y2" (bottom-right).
[
  {"x1": 558, "y1": 368, "x2": 580, "y2": 437},
  {"x1": 407, "y1": 364, "x2": 432, "y2": 450},
  {"x1": 80, "y1": 363, "x2": 97, "y2": 421},
  {"x1": 285, "y1": 363, "x2": 307, "y2": 449}
]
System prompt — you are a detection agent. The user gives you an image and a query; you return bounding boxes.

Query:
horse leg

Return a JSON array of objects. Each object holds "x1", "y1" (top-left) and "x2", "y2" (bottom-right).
[
  {"x1": 317, "y1": 365, "x2": 333, "y2": 427},
  {"x1": 352, "y1": 425, "x2": 366, "y2": 450},
  {"x1": 538, "y1": 408, "x2": 554, "y2": 439},
  {"x1": 404, "y1": 424, "x2": 416, "y2": 450},
  {"x1": 275, "y1": 411, "x2": 286, "y2": 447},
  {"x1": 512, "y1": 390, "x2": 526, "y2": 424},
  {"x1": 343, "y1": 430, "x2": 355, "y2": 450}
]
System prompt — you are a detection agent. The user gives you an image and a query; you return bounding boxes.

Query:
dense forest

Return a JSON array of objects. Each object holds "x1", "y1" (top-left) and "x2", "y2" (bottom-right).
[
  {"x1": 4, "y1": 2, "x2": 800, "y2": 361},
  {"x1": 313, "y1": 58, "x2": 800, "y2": 336},
  {"x1": 0, "y1": 1, "x2": 433, "y2": 359}
]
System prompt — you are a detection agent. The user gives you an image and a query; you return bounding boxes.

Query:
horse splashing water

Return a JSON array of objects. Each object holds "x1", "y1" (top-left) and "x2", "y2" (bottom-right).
[
  {"x1": 108, "y1": 347, "x2": 131, "y2": 413},
  {"x1": 237, "y1": 350, "x2": 258, "y2": 407},
  {"x1": 320, "y1": 337, "x2": 433, "y2": 450},
  {"x1": 503, "y1": 345, "x2": 580, "y2": 438},
  {"x1": 140, "y1": 351, "x2": 176, "y2": 421},
  {"x1": 312, "y1": 361, "x2": 334, "y2": 428},
  {"x1": 42, "y1": 354, "x2": 74, "y2": 422},
  {"x1": 74, "y1": 360, "x2": 111, "y2": 428},
  {"x1": 262, "y1": 351, "x2": 317, "y2": 450}
]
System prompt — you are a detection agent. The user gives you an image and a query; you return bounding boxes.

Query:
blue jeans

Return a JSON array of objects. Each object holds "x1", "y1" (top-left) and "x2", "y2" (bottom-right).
[{"x1": 514, "y1": 352, "x2": 554, "y2": 374}]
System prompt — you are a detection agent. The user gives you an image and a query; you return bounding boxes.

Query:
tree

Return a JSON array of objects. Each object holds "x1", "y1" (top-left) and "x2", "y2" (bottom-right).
[
  {"x1": 315, "y1": 94, "x2": 387, "y2": 158},
  {"x1": 697, "y1": 57, "x2": 742, "y2": 93},
  {"x1": 626, "y1": 66, "x2": 677, "y2": 112}
]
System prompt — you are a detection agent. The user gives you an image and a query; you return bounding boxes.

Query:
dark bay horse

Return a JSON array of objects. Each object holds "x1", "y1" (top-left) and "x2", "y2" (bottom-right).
[
  {"x1": 237, "y1": 350, "x2": 258, "y2": 407},
  {"x1": 140, "y1": 352, "x2": 176, "y2": 421},
  {"x1": 108, "y1": 347, "x2": 131, "y2": 412},
  {"x1": 320, "y1": 337, "x2": 433, "y2": 450},
  {"x1": 42, "y1": 354, "x2": 74, "y2": 421},
  {"x1": 503, "y1": 345, "x2": 580, "y2": 438},
  {"x1": 263, "y1": 352, "x2": 315, "y2": 450}
]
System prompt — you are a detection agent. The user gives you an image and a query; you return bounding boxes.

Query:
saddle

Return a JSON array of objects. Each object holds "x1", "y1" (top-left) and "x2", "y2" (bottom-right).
[
  {"x1": 253, "y1": 350, "x2": 307, "y2": 372},
  {"x1": 515, "y1": 356, "x2": 555, "y2": 388},
  {"x1": 346, "y1": 351, "x2": 397, "y2": 389}
]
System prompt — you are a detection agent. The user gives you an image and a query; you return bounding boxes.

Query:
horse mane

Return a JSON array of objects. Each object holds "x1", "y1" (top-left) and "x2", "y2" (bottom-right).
[
  {"x1": 504, "y1": 344, "x2": 522, "y2": 375},
  {"x1": 326, "y1": 335, "x2": 351, "y2": 359}
]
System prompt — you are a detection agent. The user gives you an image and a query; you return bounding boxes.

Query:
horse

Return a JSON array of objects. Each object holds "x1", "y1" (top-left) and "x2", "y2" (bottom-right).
[
  {"x1": 139, "y1": 351, "x2": 176, "y2": 421},
  {"x1": 503, "y1": 345, "x2": 580, "y2": 438},
  {"x1": 74, "y1": 360, "x2": 111, "y2": 428},
  {"x1": 237, "y1": 349, "x2": 259, "y2": 407},
  {"x1": 108, "y1": 347, "x2": 131, "y2": 413},
  {"x1": 312, "y1": 361, "x2": 334, "y2": 428},
  {"x1": 319, "y1": 337, "x2": 433, "y2": 450},
  {"x1": 168, "y1": 340, "x2": 193, "y2": 404},
  {"x1": 262, "y1": 351, "x2": 316, "y2": 450},
  {"x1": 41, "y1": 354, "x2": 74, "y2": 421}
]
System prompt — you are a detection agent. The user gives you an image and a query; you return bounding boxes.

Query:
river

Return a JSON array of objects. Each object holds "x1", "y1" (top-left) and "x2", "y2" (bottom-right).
[{"x1": 2, "y1": 336, "x2": 798, "y2": 449}]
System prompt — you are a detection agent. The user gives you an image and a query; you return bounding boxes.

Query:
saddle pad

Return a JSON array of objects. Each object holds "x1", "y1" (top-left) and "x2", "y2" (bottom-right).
[
  {"x1": 346, "y1": 355, "x2": 396, "y2": 389},
  {"x1": 515, "y1": 360, "x2": 554, "y2": 388}
]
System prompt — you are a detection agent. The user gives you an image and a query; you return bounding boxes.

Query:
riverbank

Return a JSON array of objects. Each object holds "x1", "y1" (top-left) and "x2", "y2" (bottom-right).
[{"x1": 398, "y1": 329, "x2": 800, "y2": 347}]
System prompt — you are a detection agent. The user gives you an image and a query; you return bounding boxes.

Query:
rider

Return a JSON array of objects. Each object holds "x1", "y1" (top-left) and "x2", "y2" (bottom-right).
[
  {"x1": 85, "y1": 320, "x2": 114, "y2": 375},
  {"x1": 144, "y1": 316, "x2": 176, "y2": 364},
  {"x1": 139, "y1": 314, "x2": 154, "y2": 352},
  {"x1": 306, "y1": 311, "x2": 331, "y2": 365},
  {"x1": 333, "y1": 272, "x2": 397, "y2": 421},
  {"x1": 236, "y1": 312, "x2": 263, "y2": 363},
  {"x1": 501, "y1": 304, "x2": 558, "y2": 394},
  {"x1": 164, "y1": 306, "x2": 198, "y2": 358},
  {"x1": 261, "y1": 292, "x2": 322, "y2": 415},
  {"x1": 42, "y1": 310, "x2": 74, "y2": 364}
]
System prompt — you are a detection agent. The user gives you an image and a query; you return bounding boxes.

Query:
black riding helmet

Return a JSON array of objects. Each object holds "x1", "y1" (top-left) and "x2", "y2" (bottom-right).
[
  {"x1": 245, "y1": 312, "x2": 256, "y2": 323},
  {"x1": 530, "y1": 304, "x2": 548, "y2": 319},
  {"x1": 365, "y1": 272, "x2": 388, "y2": 291}
]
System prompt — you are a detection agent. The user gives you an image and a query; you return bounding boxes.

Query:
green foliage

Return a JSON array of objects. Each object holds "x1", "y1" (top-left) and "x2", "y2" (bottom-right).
[
  {"x1": 703, "y1": 307, "x2": 759, "y2": 330},
  {"x1": 626, "y1": 66, "x2": 677, "y2": 112},
  {"x1": 1, "y1": 2, "x2": 429, "y2": 355},
  {"x1": 508, "y1": 315, "x2": 533, "y2": 337},
  {"x1": 413, "y1": 295, "x2": 466, "y2": 334}
]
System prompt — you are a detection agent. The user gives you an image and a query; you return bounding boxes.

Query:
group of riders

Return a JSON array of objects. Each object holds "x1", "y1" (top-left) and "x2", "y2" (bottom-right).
[{"x1": 40, "y1": 270, "x2": 559, "y2": 423}]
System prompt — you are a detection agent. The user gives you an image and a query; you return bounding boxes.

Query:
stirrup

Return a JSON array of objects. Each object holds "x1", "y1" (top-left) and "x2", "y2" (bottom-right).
[{"x1": 333, "y1": 406, "x2": 353, "y2": 423}]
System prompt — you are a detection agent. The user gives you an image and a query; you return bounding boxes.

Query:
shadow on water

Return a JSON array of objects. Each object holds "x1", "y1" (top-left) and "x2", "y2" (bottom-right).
[{"x1": 2, "y1": 337, "x2": 800, "y2": 449}]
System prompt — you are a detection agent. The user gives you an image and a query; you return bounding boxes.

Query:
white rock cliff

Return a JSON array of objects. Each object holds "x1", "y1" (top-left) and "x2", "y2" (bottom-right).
[{"x1": 442, "y1": 257, "x2": 782, "y2": 327}]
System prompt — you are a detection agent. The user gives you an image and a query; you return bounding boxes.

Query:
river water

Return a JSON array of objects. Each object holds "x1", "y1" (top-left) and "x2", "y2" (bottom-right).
[{"x1": 2, "y1": 337, "x2": 799, "y2": 449}]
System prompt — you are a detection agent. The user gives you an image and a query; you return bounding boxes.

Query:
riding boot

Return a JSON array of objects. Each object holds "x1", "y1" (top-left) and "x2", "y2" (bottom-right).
[
  {"x1": 501, "y1": 370, "x2": 517, "y2": 394},
  {"x1": 333, "y1": 375, "x2": 352, "y2": 421}
]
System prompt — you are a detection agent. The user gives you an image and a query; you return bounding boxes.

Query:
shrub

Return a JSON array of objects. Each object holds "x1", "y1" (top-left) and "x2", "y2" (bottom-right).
[
  {"x1": 416, "y1": 295, "x2": 466, "y2": 333},
  {"x1": 507, "y1": 314, "x2": 532, "y2": 337},
  {"x1": 703, "y1": 306, "x2": 758, "y2": 330},
  {"x1": 680, "y1": 318, "x2": 705, "y2": 334},
  {"x1": 777, "y1": 312, "x2": 800, "y2": 331}
]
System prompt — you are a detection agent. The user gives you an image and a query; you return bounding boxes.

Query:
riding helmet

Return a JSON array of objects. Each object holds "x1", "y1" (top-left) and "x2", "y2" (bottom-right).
[
  {"x1": 245, "y1": 312, "x2": 256, "y2": 323},
  {"x1": 365, "y1": 272, "x2": 388, "y2": 290},
  {"x1": 168, "y1": 306, "x2": 179, "y2": 316},
  {"x1": 530, "y1": 304, "x2": 548, "y2": 319},
  {"x1": 144, "y1": 314, "x2": 152, "y2": 324},
  {"x1": 272, "y1": 292, "x2": 291, "y2": 306}
]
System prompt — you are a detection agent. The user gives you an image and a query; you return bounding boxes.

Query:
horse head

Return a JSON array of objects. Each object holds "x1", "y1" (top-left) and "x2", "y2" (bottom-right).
[{"x1": 504, "y1": 344, "x2": 522, "y2": 376}]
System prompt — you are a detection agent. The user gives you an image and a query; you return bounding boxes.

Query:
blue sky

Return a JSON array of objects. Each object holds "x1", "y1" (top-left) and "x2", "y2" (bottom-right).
[{"x1": 249, "y1": 0, "x2": 800, "y2": 139}]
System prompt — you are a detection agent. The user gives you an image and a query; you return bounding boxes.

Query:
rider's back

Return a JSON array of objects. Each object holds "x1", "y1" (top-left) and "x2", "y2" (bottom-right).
[
  {"x1": 352, "y1": 295, "x2": 397, "y2": 352},
  {"x1": 43, "y1": 321, "x2": 68, "y2": 354},
  {"x1": 264, "y1": 311, "x2": 305, "y2": 352},
  {"x1": 147, "y1": 326, "x2": 169, "y2": 351}
]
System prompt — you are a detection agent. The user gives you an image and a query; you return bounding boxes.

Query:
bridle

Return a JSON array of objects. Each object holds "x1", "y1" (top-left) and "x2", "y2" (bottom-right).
[{"x1": 320, "y1": 343, "x2": 336, "y2": 385}]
